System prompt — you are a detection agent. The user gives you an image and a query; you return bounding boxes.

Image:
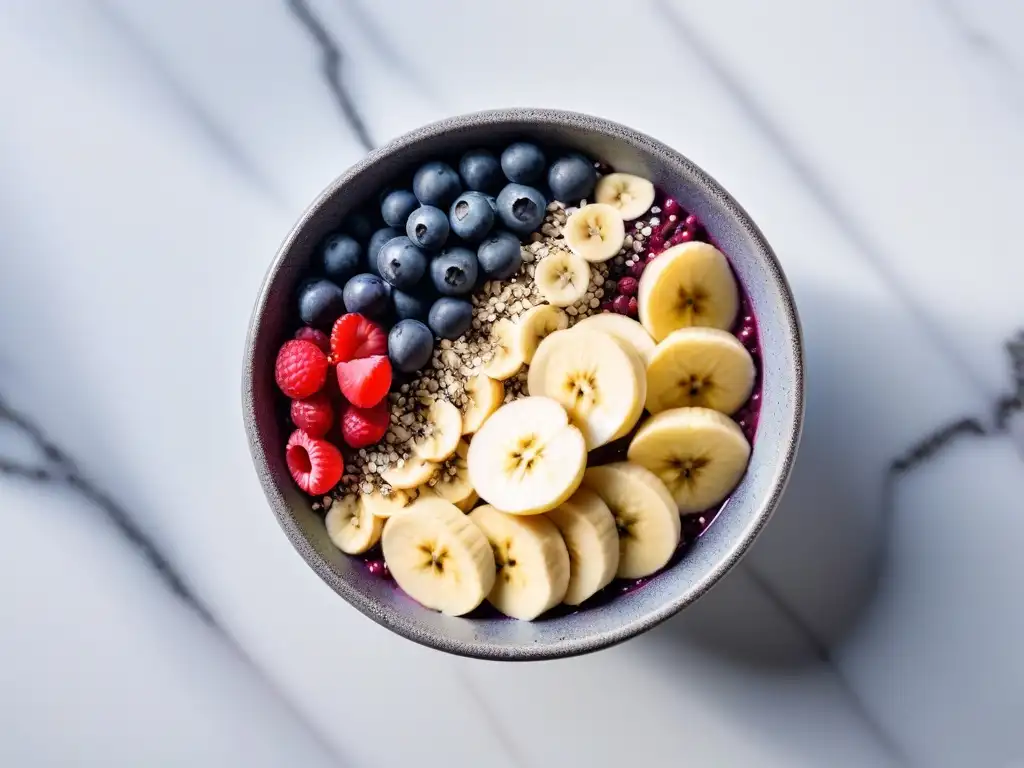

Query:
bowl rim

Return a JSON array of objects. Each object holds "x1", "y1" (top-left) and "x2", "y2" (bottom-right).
[{"x1": 243, "y1": 107, "x2": 804, "y2": 660}]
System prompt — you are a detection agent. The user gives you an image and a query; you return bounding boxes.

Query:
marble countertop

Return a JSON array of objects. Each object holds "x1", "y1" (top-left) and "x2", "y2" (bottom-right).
[{"x1": 2, "y1": 1, "x2": 1022, "y2": 765}]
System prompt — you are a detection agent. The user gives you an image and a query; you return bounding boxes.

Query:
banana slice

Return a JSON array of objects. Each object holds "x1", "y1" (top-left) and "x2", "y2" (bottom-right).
[
  {"x1": 607, "y1": 335, "x2": 649, "y2": 442},
  {"x1": 363, "y1": 487, "x2": 420, "y2": 519},
  {"x1": 638, "y1": 242, "x2": 739, "y2": 341},
  {"x1": 573, "y1": 313, "x2": 657, "y2": 367},
  {"x1": 462, "y1": 374, "x2": 504, "y2": 435},
  {"x1": 430, "y1": 441, "x2": 478, "y2": 512},
  {"x1": 382, "y1": 495, "x2": 496, "y2": 616},
  {"x1": 325, "y1": 495, "x2": 385, "y2": 554},
  {"x1": 582, "y1": 462, "x2": 681, "y2": 579},
  {"x1": 627, "y1": 407, "x2": 751, "y2": 513},
  {"x1": 546, "y1": 487, "x2": 619, "y2": 605},
  {"x1": 482, "y1": 318, "x2": 525, "y2": 381},
  {"x1": 533, "y1": 249, "x2": 592, "y2": 307},
  {"x1": 563, "y1": 203, "x2": 626, "y2": 263},
  {"x1": 594, "y1": 173, "x2": 656, "y2": 220},
  {"x1": 381, "y1": 454, "x2": 438, "y2": 490},
  {"x1": 527, "y1": 329, "x2": 645, "y2": 450},
  {"x1": 469, "y1": 504, "x2": 570, "y2": 620},
  {"x1": 645, "y1": 327, "x2": 755, "y2": 415},
  {"x1": 467, "y1": 396, "x2": 586, "y2": 516},
  {"x1": 515, "y1": 304, "x2": 569, "y2": 364},
  {"x1": 412, "y1": 399, "x2": 463, "y2": 462}
]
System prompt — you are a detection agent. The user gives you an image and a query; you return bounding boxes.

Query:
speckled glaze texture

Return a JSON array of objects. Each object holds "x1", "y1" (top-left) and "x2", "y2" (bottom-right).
[{"x1": 242, "y1": 109, "x2": 804, "y2": 660}]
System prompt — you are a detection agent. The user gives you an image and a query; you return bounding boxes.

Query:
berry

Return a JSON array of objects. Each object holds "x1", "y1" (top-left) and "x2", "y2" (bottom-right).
[
  {"x1": 617, "y1": 277, "x2": 639, "y2": 297},
  {"x1": 275, "y1": 339, "x2": 328, "y2": 398},
  {"x1": 330, "y1": 313, "x2": 387, "y2": 362},
  {"x1": 427, "y1": 297, "x2": 473, "y2": 340},
  {"x1": 294, "y1": 326, "x2": 330, "y2": 354},
  {"x1": 628, "y1": 260, "x2": 646, "y2": 279},
  {"x1": 391, "y1": 287, "x2": 430, "y2": 322},
  {"x1": 297, "y1": 278, "x2": 346, "y2": 331},
  {"x1": 405, "y1": 206, "x2": 450, "y2": 251},
  {"x1": 737, "y1": 326, "x2": 755, "y2": 346},
  {"x1": 500, "y1": 142, "x2": 546, "y2": 184},
  {"x1": 611, "y1": 295, "x2": 631, "y2": 315},
  {"x1": 377, "y1": 236, "x2": 428, "y2": 290},
  {"x1": 342, "y1": 273, "x2": 391, "y2": 321},
  {"x1": 627, "y1": 297, "x2": 638, "y2": 317},
  {"x1": 684, "y1": 213, "x2": 700, "y2": 229},
  {"x1": 412, "y1": 161, "x2": 462, "y2": 208},
  {"x1": 449, "y1": 192, "x2": 495, "y2": 242},
  {"x1": 600, "y1": 301, "x2": 615, "y2": 313},
  {"x1": 430, "y1": 246, "x2": 478, "y2": 296},
  {"x1": 368, "y1": 227, "x2": 402, "y2": 276},
  {"x1": 319, "y1": 234, "x2": 362, "y2": 284},
  {"x1": 662, "y1": 198, "x2": 683, "y2": 218},
  {"x1": 459, "y1": 149, "x2": 504, "y2": 195},
  {"x1": 290, "y1": 392, "x2": 335, "y2": 438},
  {"x1": 380, "y1": 189, "x2": 419, "y2": 229},
  {"x1": 388, "y1": 319, "x2": 434, "y2": 373},
  {"x1": 477, "y1": 230, "x2": 523, "y2": 279},
  {"x1": 496, "y1": 183, "x2": 546, "y2": 235},
  {"x1": 286, "y1": 429, "x2": 343, "y2": 496},
  {"x1": 340, "y1": 401, "x2": 390, "y2": 449},
  {"x1": 547, "y1": 153, "x2": 596, "y2": 202},
  {"x1": 335, "y1": 355, "x2": 392, "y2": 408}
]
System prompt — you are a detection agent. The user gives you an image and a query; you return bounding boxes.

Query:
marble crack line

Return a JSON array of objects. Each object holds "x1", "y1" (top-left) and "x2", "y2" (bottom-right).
[{"x1": 286, "y1": 0, "x2": 374, "y2": 151}]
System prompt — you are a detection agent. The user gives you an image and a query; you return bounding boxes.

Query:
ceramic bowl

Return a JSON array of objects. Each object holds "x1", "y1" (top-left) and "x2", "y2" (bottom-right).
[{"x1": 243, "y1": 108, "x2": 803, "y2": 660}]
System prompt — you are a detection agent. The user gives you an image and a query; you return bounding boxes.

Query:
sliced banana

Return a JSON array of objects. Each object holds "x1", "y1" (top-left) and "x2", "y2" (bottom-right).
[
  {"x1": 527, "y1": 329, "x2": 645, "y2": 450},
  {"x1": 594, "y1": 173, "x2": 656, "y2": 220},
  {"x1": 572, "y1": 313, "x2": 657, "y2": 367},
  {"x1": 515, "y1": 304, "x2": 568, "y2": 364},
  {"x1": 412, "y1": 399, "x2": 463, "y2": 462},
  {"x1": 533, "y1": 249, "x2": 592, "y2": 307},
  {"x1": 582, "y1": 462, "x2": 681, "y2": 579},
  {"x1": 381, "y1": 454, "x2": 438, "y2": 490},
  {"x1": 563, "y1": 203, "x2": 626, "y2": 263},
  {"x1": 645, "y1": 327, "x2": 755, "y2": 415},
  {"x1": 429, "y1": 440, "x2": 478, "y2": 512},
  {"x1": 381, "y1": 495, "x2": 496, "y2": 616},
  {"x1": 608, "y1": 335, "x2": 649, "y2": 442},
  {"x1": 363, "y1": 487, "x2": 420, "y2": 519},
  {"x1": 462, "y1": 374, "x2": 504, "y2": 435},
  {"x1": 638, "y1": 242, "x2": 739, "y2": 340},
  {"x1": 628, "y1": 407, "x2": 751, "y2": 513},
  {"x1": 546, "y1": 487, "x2": 619, "y2": 605},
  {"x1": 467, "y1": 396, "x2": 586, "y2": 516},
  {"x1": 482, "y1": 318, "x2": 524, "y2": 380},
  {"x1": 469, "y1": 504, "x2": 570, "y2": 620},
  {"x1": 325, "y1": 495, "x2": 385, "y2": 554}
]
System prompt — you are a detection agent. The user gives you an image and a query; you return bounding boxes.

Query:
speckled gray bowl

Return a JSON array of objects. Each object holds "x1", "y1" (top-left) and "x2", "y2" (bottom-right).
[{"x1": 243, "y1": 108, "x2": 803, "y2": 660}]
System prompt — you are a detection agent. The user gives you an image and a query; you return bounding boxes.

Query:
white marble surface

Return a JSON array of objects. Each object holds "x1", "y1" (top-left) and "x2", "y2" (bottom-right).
[{"x1": 0, "y1": 0, "x2": 1021, "y2": 765}]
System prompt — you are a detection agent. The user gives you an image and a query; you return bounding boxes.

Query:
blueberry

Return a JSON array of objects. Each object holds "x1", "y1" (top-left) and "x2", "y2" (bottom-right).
[
  {"x1": 319, "y1": 233, "x2": 363, "y2": 283},
  {"x1": 459, "y1": 149, "x2": 504, "y2": 195},
  {"x1": 342, "y1": 211, "x2": 373, "y2": 244},
  {"x1": 405, "y1": 206, "x2": 450, "y2": 251},
  {"x1": 495, "y1": 183, "x2": 546, "y2": 235},
  {"x1": 500, "y1": 142, "x2": 546, "y2": 184},
  {"x1": 449, "y1": 191, "x2": 496, "y2": 242},
  {"x1": 377, "y1": 236, "x2": 428, "y2": 291},
  {"x1": 412, "y1": 161, "x2": 462, "y2": 208},
  {"x1": 342, "y1": 273, "x2": 390, "y2": 321},
  {"x1": 477, "y1": 230, "x2": 523, "y2": 280},
  {"x1": 298, "y1": 278, "x2": 346, "y2": 330},
  {"x1": 430, "y1": 246, "x2": 478, "y2": 296},
  {"x1": 367, "y1": 227, "x2": 402, "y2": 276},
  {"x1": 380, "y1": 189, "x2": 419, "y2": 229},
  {"x1": 547, "y1": 153, "x2": 596, "y2": 202},
  {"x1": 391, "y1": 287, "x2": 431, "y2": 322},
  {"x1": 484, "y1": 195, "x2": 498, "y2": 213},
  {"x1": 388, "y1": 319, "x2": 434, "y2": 373},
  {"x1": 428, "y1": 297, "x2": 473, "y2": 340}
]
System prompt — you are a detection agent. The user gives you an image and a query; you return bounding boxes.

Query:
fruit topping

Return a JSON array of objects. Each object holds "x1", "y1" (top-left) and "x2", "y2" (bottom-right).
[
  {"x1": 500, "y1": 142, "x2": 546, "y2": 185},
  {"x1": 547, "y1": 153, "x2": 597, "y2": 203},
  {"x1": 380, "y1": 189, "x2": 419, "y2": 229},
  {"x1": 476, "y1": 230, "x2": 523, "y2": 280},
  {"x1": 563, "y1": 203, "x2": 626, "y2": 263},
  {"x1": 496, "y1": 183, "x2": 546, "y2": 235},
  {"x1": 340, "y1": 400, "x2": 390, "y2": 448},
  {"x1": 330, "y1": 313, "x2": 388, "y2": 363},
  {"x1": 459, "y1": 149, "x2": 504, "y2": 195},
  {"x1": 286, "y1": 429, "x2": 344, "y2": 496},
  {"x1": 290, "y1": 392, "x2": 335, "y2": 438},
  {"x1": 405, "y1": 205, "x2": 450, "y2": 251},
  {"x1": 335, "y1": 354, "x2": 392, "y2": 408},
  {"x1": 342, "y1": 273, "x2": 391, "y2": 321},
  {"x1": 594, "y1": 173, "x2": 656, "y2": 220},
  {"x1": 297, "y1": 278, "x2": 346, "y2": 331},
  {"x1": 325, "y1": 494, "x2": 385, "y2": 554},
  {"x1": 387, "y1": 319, "x2": 434, "y2": 373},
  {"x1": 413, "y1": 161, "x2": 463, "y2": 208},
  {"x1": 430, "y1": 247, "x2": 478, "y2": 296},
  {"x1": 275, "y1": 339, "x2": 329, "y2": 399},
  {"x1": 293, "y1": 326, "x2": 330, "y2": 355}
]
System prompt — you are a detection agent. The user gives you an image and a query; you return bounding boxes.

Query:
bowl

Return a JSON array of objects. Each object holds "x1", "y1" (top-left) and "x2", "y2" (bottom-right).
[{"x1": 243, "y1": 108, "x2": 803, "y2": 660}]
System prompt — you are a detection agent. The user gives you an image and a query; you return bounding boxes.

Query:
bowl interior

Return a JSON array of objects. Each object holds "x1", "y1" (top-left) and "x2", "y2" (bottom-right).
[{"x1": 243, "y1": 109, "x2": 803, "y2": 660}]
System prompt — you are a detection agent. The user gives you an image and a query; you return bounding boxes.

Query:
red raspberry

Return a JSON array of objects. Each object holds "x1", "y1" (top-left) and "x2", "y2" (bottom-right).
[
  {"x1": 330, "y1": 313, "x2": 388, "y2": 363},
  {"x1": 290, "y1": 392, "x2": 335, "y2": 438},
  {"x1": 285, "y1": 430, "x2": 343, "y2": 496},
  {"x1": 294, "y1": 326, "x2": 330, "y2": 354},
  {"x1": 275, "y1": 340, "x2": 328, "y2": 399},
  {"x1": 340, "y1": 400, "x2": 390, "y2": 448},
  {"x1": 611, "y1": 296, "x2": 631, "y2": 315},
  {"x1": 617, "y1": 276, "x2": 639, "y2": 297},
  {"x1": 336, "y1": 355, "x2": 391, "y2": 408},
  {"x1": 627, "y1": 297, "x2": 638, "y2": 317}
]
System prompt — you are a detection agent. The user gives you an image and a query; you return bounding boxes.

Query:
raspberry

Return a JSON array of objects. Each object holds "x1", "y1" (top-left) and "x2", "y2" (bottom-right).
[
  {"x1": 285, "y1": 430, "x2": 343, "y2": 496},
  {"x1": 330, "y1": 313, "x2": 388, "y2": 363},
  {"x1": 290, "y1": 392, "x2": 334, "y2": 438},
  {"x1": 611, "y1": 296, "x2": 631, "y2": 315},
  {"x1": 275, "y1": 340, "x2": 328, "y2": 399},
  {"x1": 294, "y1": 326, "x2": 330, "y2": 354},
  {"x1": 628, "y1": 260, "x2": 646, "y2": 279},
  {"x1": 627, "y1": 297, "x2": 638, "y2": 317},
  {"x1": 617, "y1": 277, "x2": 639, "y2": 297},
  {"x1": 336, "y1": 355, "x2": 391, "y2": 408},
  {"x1": 340, "y1": 400, "x2": 390, "y2": 448}
]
